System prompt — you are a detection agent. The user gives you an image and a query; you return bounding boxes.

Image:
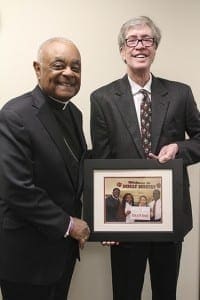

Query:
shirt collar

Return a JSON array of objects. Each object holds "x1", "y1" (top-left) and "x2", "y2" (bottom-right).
[
  {"x1": 128, "y1": 73, "x2": 152, "y2": 96},
  {"x1": 49, "y1": 96, "x2": 70, "y2": 110}
]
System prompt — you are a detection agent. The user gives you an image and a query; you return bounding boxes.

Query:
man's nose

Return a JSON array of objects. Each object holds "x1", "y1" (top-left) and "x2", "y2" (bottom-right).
[
  {"x1": 135, "y1": 40, "x2": 145, "y2": 49},
  {"x1": 62, "y1": 66, "x2": 73, "y2": 76}
]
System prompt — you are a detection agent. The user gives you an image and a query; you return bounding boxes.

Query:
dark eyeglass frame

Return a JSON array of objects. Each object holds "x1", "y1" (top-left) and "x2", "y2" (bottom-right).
[{"x1": 125, "y1": 38, "x2": 154, "y2": 48}]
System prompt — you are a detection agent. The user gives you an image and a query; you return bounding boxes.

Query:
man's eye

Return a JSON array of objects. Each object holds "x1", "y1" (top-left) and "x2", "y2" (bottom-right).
[
  {"x1": 51, "y1": 64, "x2": 65, "y2": 70},
  {"x1": 72, "y1": 66, "x2": 81, "y2": 73},
  {"x1": 128, "y1": 39, "x2": 137, "y2": 43}
]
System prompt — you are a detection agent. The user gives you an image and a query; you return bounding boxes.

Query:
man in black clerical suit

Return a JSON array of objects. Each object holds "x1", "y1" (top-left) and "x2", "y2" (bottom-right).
[{"x1": 0, "y1": 37, "x2": 90, "y2": 300}]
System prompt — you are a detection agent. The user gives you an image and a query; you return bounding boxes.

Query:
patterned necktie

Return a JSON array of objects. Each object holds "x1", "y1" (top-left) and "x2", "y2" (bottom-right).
[
  {"x1": 152, "y1": 200, "x2": 156, "y2": 220},
  {"x1": 140, "y1": 89, "x2": 152, "y2": 158}
]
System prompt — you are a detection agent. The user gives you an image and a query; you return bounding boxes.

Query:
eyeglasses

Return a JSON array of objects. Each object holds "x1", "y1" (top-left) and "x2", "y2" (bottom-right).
[{"x1": 125, "y1": 37, "x2": 154, "y2": 48}]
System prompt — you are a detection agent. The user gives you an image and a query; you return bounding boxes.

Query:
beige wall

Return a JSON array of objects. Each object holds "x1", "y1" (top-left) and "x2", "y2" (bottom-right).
[{"x1": 0, "y1": 1, "x2": 199, "y2": 299}]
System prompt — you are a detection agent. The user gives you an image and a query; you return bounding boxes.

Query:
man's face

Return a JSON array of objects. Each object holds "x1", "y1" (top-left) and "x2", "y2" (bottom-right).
[
  {"x1": 34, "y1": 41, "x2": 81, "y2": 101},
  {"x1": 153, "y1": 190, "x2": 160, "y2": 200},
  {"x1": 120, "y1": 24, "x2": 157, "y2": 75},
  {"x1": 113, "y1": 189, "x2": 120, "y2": 198}
]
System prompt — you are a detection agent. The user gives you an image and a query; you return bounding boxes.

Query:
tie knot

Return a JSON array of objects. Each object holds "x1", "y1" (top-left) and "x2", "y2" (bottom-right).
[{"x1": 140, "y1": 89, "x2": 149, "y2": 98}]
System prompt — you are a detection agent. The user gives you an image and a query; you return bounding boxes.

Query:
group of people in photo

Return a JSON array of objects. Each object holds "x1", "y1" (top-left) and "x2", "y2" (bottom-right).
[{"x1": 105, "y1": 187, "x2": 161, "y2": 223}]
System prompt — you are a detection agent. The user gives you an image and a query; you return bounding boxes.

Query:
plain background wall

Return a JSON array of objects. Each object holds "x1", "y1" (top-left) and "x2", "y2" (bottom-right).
[{"x1": 0, "y1": 1, "x2": 199, "y2": 299}]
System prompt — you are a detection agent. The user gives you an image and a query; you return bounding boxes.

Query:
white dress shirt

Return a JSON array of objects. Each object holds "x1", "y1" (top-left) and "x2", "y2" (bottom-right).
[{"x1": 128, "y1": 74, "x2": 152, "y2": 131}]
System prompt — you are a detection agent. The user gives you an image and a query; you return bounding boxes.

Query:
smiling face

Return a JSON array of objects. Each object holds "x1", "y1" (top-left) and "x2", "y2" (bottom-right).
[
  {"x1": 120, "y1": 24, "x2": 157, "y2": 79},
  {"x1": 125, "y1": 194, "x2": 134, "y2": 204},
  {"x1": 113, "y1": 188, "x2": 120, "y2": 198},
  {"x1": 138, "y1": 196, "x2": 148, "y2": 206},
  {"x1": 33, "y1": 40, "x2": 81, "y2": 102}
]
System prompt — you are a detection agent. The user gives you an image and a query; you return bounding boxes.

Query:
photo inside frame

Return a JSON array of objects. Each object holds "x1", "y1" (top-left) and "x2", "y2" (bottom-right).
[{"x1": 93, "y1": 169, "x2": 173, "y2": 232}]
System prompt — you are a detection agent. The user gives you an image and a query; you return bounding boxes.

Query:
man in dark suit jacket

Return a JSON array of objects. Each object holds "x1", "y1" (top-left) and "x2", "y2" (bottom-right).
[
  {"x1": 90, "y1": 16, "x2": 200, "y2": 300},
  {"x1": 105, "y1": 188, "x2": 121, "y2": 222},
  {"x1": 0, "y1": 37, "x2": 90, "y2": 300}
]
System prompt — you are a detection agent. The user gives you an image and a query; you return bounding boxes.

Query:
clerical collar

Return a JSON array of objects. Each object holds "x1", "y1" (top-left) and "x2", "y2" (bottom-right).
[
  {"x1": 39, "y1": 85, "x2": 69, "y2": 110},
  {"x1": 48, "y1": 96, "x2": 69, "y2": 110},
  {"x1": 128, "y1": 73, "x2": 152, "y2": 96}
]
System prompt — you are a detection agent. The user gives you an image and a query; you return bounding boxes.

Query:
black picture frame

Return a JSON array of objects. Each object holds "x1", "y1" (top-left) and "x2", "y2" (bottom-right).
[{"x1": 83, "y1": 159, "x2": 183, "y2": 242}]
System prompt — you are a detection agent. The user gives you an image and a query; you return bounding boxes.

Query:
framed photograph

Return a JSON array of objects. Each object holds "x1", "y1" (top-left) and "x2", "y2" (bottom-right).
[{"x1": 83, "y1": 159, "x2": 183, "y2": 242}]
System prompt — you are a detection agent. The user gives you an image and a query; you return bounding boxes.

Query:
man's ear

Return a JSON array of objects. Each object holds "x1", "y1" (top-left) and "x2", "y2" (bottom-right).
[
  {"x1": 120, "y1": 47, "x2": 127, "y2": 64},
  {"x1": 33, "y1": 61, "x2": 41, "y2": 80}
]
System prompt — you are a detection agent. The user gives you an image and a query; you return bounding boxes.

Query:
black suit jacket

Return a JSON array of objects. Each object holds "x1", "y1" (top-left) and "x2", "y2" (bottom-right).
[
  {"x1": 90, "y1": 75, "x2": 200, "y2": 239},
  {"x1": 105, "y1": 195, "x2": 120, "y2": 222},
  {"x1": 0, "y1": 86, "x2": 87, "y2": 284}
]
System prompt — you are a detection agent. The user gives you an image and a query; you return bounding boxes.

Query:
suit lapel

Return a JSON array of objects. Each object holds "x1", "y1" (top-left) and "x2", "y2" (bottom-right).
[
  {"x1": 31, "y1": 86, "x2": 84, "y2": 189},
  {"x1": 113, "y1": 76, "x2": 145, "y2": 157},
  {"x1": 66, "y1": 102, "x2": 87, "y2": 198},
  {"x1": 151, "y1": 77, "x2": 170, "y2": 154},
  {"x1": 67, "y1": 102, "x2": 87, "y2": 152},
  {"x1": 114, "y1": 76, "x2": 171, "y2": 157}
]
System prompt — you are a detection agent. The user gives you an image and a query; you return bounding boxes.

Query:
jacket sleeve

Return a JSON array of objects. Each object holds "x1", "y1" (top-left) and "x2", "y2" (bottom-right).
[
  {"x1": 176, "y1": 86, "x2": 200, "y2": 166},
  {"x1": 0, "y1": 109, "x2": 70, "y2": 240},
  {"x1": 90, "y1": 92, "x2": 112, "y2": 158}
]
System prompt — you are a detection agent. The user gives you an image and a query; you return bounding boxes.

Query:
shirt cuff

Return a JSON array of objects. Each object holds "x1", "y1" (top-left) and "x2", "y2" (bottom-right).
[{"x1": 64, "y1": 216, "x2": 74, "y2": 238}]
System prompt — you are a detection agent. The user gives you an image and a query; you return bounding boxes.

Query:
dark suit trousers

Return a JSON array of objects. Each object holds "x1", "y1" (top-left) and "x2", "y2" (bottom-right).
[
  {"x1": 0, "y1": 257, "x2": 76, "y2": 300},
  {"x1": 111, "y1": 241, "x2": 182, "y2": 300}
]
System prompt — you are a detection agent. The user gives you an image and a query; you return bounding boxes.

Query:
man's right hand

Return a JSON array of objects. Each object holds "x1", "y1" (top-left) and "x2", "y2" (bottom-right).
[{"x1": 69, "y1": 217, "x2": 90, "y2": 248}]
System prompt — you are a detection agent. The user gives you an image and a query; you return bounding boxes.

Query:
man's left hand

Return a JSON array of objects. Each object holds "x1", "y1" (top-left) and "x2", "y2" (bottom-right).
[{"x1": 149, "y1": 143, "x2": 179, "y2": 163}]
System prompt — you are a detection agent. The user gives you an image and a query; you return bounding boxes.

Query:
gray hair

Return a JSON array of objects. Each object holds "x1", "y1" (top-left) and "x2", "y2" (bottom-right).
[
  {"x1": 36, "y1": 37, "x2": 76, "y2": 62},
  {"x1": 118, "y1": 16, "x2": 161, "y2": 50}
]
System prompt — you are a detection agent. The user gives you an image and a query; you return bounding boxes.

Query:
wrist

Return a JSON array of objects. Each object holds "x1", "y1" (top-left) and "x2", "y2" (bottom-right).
[
  {"x1": 64, "y1": 216, "x2": 74, "y2": 238},
  {"x1": 69, "y1": 216, "x2": 74, "y2": 234}
]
